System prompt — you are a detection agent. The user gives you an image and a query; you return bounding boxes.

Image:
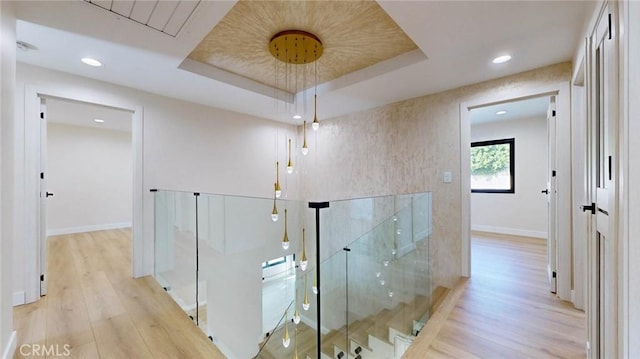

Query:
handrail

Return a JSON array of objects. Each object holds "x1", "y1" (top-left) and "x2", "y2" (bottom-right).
[{"x1": 253, "y1": 299, "x2": 295, "y2": 358}]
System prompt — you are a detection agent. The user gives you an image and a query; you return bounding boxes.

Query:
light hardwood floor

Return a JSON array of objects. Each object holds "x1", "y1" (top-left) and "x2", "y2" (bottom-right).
[
  {"x1": 13, "y1": 229, "x2": 225, "y2": 359},
  {"x1": 405, "y1": 232, "x2": 586, "y2": 358}
]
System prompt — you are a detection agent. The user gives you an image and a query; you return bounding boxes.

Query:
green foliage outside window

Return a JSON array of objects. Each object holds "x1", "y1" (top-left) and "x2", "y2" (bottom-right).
[{"x1": 471, "y1": 143, "x2": 510, "y2": 176}]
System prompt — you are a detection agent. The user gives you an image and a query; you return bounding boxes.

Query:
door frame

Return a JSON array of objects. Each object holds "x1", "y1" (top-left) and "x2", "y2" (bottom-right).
[
  {"x1": 459, "y1": 82, "x2": 574, "y2": 302},
  {"x1": 619, "y1": 2, "x2": 640, "y2": 357},
  {"x1": 23, "y1": 85, "x2": 144, "y2": 303}
]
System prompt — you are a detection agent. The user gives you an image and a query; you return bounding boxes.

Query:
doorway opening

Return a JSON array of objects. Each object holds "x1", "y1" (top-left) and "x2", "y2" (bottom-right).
[
  {"x1": 468, "y1": 95, "x2": 553, "y2": 284},
  {"x1": 23, "y1": 86, "x2": 144, "y2": 303},
  {"x1": 39, "y1": 96, "x2": 134, "y2": 296},
  {"x1": 459, "y1": 83, "x2": 578, "y2": 305}
]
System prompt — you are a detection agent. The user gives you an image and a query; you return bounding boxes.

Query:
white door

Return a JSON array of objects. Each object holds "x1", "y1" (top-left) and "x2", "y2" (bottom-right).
[
  {"x1": 586, "y1": 5, "x2": 617, "y2": 358},
  {"x1": 39, "y1": 97, "x2": 50, "y2": 296},
  {"x1": 546, "y1": 97, "x2": 558, "y2": 294}
]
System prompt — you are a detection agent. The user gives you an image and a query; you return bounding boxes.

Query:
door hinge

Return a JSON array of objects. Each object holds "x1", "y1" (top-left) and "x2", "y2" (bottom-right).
[
  {"x1": 552, "y1": 170, "x2": 557, "y2": 177},
  {"x1": 552, "y1": 110, "x2": 556, "y2": 117},
  {"x1": 40, "y1": 172, "x2": 44, "y2": 179},
  {"x1": 40, "y1": 112, "x2": 44, "y2": 119},
  {"x1": 608, "y1": 13, "x2": 612, "y2": 40},
  {"x1": 608, "y1": 156, "x2": 612, "y2": 180},
  {"x1": 552, "y1": 271, "x2": 556, "y2": 278},
  {"x1": 40, "y1": 274, "x2": 45, "y2": 281}
]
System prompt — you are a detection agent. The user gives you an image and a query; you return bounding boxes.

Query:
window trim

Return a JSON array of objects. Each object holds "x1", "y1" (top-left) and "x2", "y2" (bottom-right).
[{"x1": 470, "y1": 137, "x2": 515, "y2": 194}]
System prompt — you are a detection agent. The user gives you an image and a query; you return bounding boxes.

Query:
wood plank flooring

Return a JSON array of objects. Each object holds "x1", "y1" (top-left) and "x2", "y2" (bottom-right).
[
  {"x1": 13, "y1": 230, "x2": 586, "y2": 358},
  {"x1": 406, "y1": 232, "x2": 586, "y2": 358},
  {"x1": 13, "y1": 229, "x2": 225, "y2": 359}
]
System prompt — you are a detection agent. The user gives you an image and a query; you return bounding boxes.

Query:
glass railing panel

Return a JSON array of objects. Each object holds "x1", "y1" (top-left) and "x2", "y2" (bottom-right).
[
  {"x1": 152, "y1": 190, "x2": 431, "y2": 358},
  {"x1": 318, "y1": 250, "x2": 346, "y2": 359},
  {"x1": 153, "y1": 190, "x2": 198, "y2": 321},
  {"x1": 193, "y1": 192, "x2": 307, "y2": 358},
  {"x1": 318, "y1": 192, "x2": 431, "y2": 357},
  {"x1": 409, "y1": 192, "x2": 432, "y2": 338}
]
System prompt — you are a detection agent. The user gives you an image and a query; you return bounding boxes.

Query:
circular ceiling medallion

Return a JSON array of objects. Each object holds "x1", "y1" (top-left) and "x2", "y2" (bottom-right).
[{"x1": 269, "y1": 30, "x2": 323, "y2": 64}]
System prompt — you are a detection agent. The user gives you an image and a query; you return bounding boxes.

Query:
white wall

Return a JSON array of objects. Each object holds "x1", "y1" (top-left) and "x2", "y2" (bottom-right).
[
  {"x1": 0, "y1": 1, "x2": 16, "y2": 357},
  {"x1": 470, "y1": 116, "x2": 548, "y2": 239},
  {"x1": 46, "y1": 123, "x2": 132, "y2": 235}
]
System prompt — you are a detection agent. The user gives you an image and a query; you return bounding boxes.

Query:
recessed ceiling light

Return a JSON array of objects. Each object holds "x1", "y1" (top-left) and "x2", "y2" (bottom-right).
[
  {"x1": 495, "y1": 110, "x2": 507, "y2": 115},
  {"x1": 292, "y1": 114, "x2": 302, "y2": 119},
  {"x1": 94, "y1": 118, "x2": 105, "y2": 123},
  {"x1": 492, "y1": 55, "x2": 512, "y2": 64},
  {"x1": 81, "y1": 57, "x2": 103, "y2": 67}
]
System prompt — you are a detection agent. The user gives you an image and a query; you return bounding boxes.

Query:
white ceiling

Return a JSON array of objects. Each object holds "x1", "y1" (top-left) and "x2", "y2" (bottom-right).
[
  {"x1": 470, "y1": 96, "x2": 551, "y2": 126},
  {"x1": 46, "y1": 97, "x2": 133, "y2": 133},
  {"x1": 13, "y1": 1, "x2": 593, "y2": 124}
]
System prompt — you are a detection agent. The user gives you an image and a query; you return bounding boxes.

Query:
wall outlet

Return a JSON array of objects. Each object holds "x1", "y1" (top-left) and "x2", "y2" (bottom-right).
[{"x1": 443, "y1": 171, "x2": 452, "y2": 183}]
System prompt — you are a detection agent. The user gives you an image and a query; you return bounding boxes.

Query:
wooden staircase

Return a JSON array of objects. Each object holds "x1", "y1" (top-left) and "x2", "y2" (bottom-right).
[
  {"x1": 321, "y1": 287, "x2": 450, "y2": 358},
  {"x1": 257, "y1": 288, "x2": 449, "y2": 358},
  {"x1": 257, "y1": 322, "x2": 318, "y2": 359}
]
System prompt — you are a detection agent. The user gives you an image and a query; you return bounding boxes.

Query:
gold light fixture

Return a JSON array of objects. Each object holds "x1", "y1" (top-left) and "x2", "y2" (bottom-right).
[
  {"x1": 300, "y1": 228, "x2": 308, "y2": 271},
  {"x1": 301, "y1": 121, "x2": 309, "y2": 156},
  {"x1": 303, "y1": 273, "x2": 310, "y2": 311},
  {"x1": 293, "y1": 292, "x2": 301, "y2": 324},
  {"x1": 275, "y1": 161, "x2": 282, "y2": 198},
  {"x1": 312, "y1": 272, "x2": 318, "y2": 295},
  {"x1": 293, "y1": 328, "x2": 299, "y2": 359},
  {"x1": 287, "y1": 139, "x2": 294, "y2": 174},
  {"x1": 312, "y1": 94, "x2": 319, "y2": 131},
  {"x1": 282, "y1": 209, "x2": 290, "y2": 250},
  {"x1": 269, "y1": 29, "x2": 322, "y2": 145},
  {"x1": 282, "y1": 309, "x2": 290, "y2": 348},
  {"x1": 269, "y1": 30, "x2": 323, "y2": 64},
  {"x1": 271, "y1": 195, "x2": 279, "y2": 222}
]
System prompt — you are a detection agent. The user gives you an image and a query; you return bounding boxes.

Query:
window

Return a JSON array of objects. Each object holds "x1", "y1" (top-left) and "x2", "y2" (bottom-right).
[
  {"x1": 261, "y1": 256, "x2": 286, "y2": 269},
  {"x1": 470, "y1": 138, "x2": 515, "y2": 193},
  {"x1": 261, "y1": 254, "x2": 295, "y2": 269}
]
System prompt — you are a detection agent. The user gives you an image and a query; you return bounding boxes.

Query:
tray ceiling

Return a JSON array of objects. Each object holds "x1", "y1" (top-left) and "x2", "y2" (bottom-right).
[{"x1": 186, "y1": 0, "x2": 419, "y2": 95}]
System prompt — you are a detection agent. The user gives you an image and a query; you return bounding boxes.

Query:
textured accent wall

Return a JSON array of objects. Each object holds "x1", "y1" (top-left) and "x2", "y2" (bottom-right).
[{"x1": 301, "y1": 62, "x2": 572, "y2": 289}]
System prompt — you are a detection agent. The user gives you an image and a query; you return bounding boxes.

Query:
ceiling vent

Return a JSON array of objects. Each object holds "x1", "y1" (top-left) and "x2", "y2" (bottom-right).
[{"x1": 83, "y1": 0, "x2": 200, "y2": 37}]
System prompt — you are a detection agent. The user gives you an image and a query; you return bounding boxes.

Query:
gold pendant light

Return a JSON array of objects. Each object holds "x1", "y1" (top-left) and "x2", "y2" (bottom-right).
[
  {"x1": 312, "y1": 272, "x2": 318, "y2": 295},
  {"x1": 287, "y1": 139, "x2": 294, "y2": 174},
  {"x1": 275, "y1": 161, "x2": 282, "y2": 198},
  {"x1": 293, "y1": 327, "x2": 299, "y2": 359},
  {"x1": 293, "y1": 295, "x2": 301, "y2": 324},
  {"x1": 271, "y1": 195, "x2": 279, "y2": 222},
  {"x1": 300, "y1": 228, "x2": 307, "y2": 271},
  {"x1": 282, "y1": 309, "x2": 290, "y2": 348},
  {"x1": 282, "y1": 209, "x2": 290, "y2": 250},
  {"x1": 312, "y1": 94, "x2": 319, "y2": 131},
  {"x1": 303, "y1": 273, "x2": 310, "y2": 310},
  {"x1": 301, "y1": 121, "x2": 309, "y2": 156}
]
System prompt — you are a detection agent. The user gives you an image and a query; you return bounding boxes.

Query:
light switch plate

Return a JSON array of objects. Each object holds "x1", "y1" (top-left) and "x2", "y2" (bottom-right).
[{"x1": 443, "y1": 171, "x2": 452, "y2": 183}]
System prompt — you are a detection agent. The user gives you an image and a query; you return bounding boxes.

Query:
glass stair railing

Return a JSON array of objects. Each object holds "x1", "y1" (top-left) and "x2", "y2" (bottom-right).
[{"x1": 152, "y1": 190, "x2": 432, "y2": 358}]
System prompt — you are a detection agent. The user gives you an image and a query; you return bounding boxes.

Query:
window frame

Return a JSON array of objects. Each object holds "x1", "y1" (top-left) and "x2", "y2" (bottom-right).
[{"x1": 470, "y1": 137, "x2": 515, "y2": 194}]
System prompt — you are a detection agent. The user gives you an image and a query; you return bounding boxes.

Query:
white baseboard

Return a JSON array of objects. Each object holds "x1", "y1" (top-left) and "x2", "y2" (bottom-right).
[
  {"x1": 2, "y1": 331, "x2": 17, "y2": 359},
  {"x1": 13, "y1": 291, "x2": 25, "y2": 306},
  {"x1": 471, "y1": 225, "x2": 547, "y2": 239},
  {"x1": 47, "y1": 222, "x2": 132, "y2": 236}
]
